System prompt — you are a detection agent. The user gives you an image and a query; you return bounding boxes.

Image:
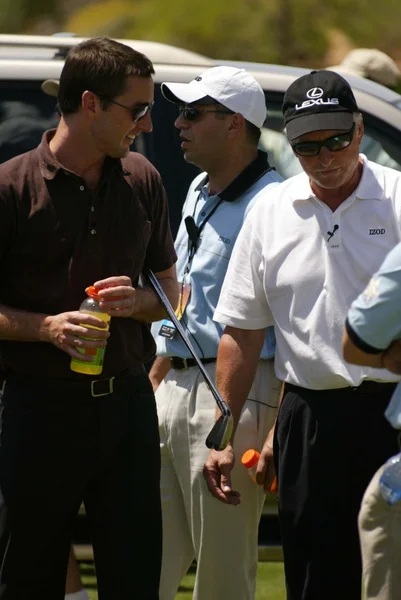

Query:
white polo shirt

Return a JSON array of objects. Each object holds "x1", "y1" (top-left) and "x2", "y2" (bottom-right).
[{"x1": 214, "y1": 155, "x2": 401, "y2": 389}]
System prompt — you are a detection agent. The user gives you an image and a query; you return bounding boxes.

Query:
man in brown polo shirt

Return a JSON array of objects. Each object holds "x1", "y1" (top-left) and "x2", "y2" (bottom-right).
[{"x1": 0, "y1": 37, "x2": 178, "y2": 600}]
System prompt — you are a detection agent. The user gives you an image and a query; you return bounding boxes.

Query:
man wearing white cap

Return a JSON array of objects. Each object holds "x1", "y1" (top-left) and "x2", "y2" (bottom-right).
[{"x1": 149, "y1": 66, "x2": 283, "y2": 600}]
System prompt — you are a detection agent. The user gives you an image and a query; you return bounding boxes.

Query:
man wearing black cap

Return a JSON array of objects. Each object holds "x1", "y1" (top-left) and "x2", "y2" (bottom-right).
[{"x1": 205, "y1": 70, "x2": 401, "y2": 600}]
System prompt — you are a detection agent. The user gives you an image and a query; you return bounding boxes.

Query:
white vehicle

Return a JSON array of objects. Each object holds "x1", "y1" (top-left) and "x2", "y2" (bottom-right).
[
  {"x1": 4, "y1": 33, "x2": 400, "y2": 560},
  {"x1": 1, "y1": 34, "x2": 401, "y2": 237}
]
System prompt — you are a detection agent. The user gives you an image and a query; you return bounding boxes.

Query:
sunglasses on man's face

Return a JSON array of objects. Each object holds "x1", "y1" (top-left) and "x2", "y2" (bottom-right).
[
  {"x1": 291, "y1": 124, "x2": 356, "y2": 157},
  {"x1": 178, "y1": 105, "x2": 233, "y2": 122},
  {"x1": 108, "y1": 98, "x2": 154, "y2": 122},
  {"x1": 93, "y1": 92, "x2": 154, "y2": 122}
]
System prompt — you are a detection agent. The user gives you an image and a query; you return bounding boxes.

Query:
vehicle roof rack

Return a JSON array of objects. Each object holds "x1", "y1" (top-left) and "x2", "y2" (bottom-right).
[{"x1": 0, "y1": 34, "x2": 214, "y2": 65}]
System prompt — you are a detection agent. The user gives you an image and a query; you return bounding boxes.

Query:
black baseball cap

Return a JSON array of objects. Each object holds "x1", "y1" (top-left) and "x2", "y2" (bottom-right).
[{"x1": 283, "y1": 70, "x2": 359, "y2": 142}]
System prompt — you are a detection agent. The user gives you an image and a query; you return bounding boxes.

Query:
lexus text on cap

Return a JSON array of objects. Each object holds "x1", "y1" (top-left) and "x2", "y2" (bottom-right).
[
  {"x1": 283, "y1": 69, "x2": 359, "y2": 142},
  {"x1": 161, "y1": 66, "x2": 267, "y2": 128}
]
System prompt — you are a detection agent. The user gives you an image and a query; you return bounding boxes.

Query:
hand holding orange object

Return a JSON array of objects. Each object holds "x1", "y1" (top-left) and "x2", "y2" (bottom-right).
[{"x1": 241, "y1": 449, "x2": 278, "y2": 494}]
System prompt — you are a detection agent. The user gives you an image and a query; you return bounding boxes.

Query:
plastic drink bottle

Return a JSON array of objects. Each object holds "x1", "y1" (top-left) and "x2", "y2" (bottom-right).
[
  {"x1": 241, "y1": 449, "x2": 277, "y2": 492},
  {"x1": 379, "y1": 452, "x2": 401, "y2": 505},
  {"x1": 70, "y1": 286, "x2": 111, "y2": 376}
]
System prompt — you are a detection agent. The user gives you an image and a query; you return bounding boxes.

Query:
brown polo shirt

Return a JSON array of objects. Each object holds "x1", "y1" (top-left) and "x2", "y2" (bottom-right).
[{"x1": 0, "y1": 130, "x2": 177, "y2": 378}]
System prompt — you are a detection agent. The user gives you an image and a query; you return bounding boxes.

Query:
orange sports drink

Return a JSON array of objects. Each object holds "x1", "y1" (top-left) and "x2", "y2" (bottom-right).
[{"x1": 70, "y1": 286, "x2": 111, "y2": 376}]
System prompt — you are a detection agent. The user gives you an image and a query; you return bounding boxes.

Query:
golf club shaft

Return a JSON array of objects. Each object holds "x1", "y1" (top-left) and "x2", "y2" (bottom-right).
[{"x1": 145, "y1": 269, "x2": 230, "y2": 417}]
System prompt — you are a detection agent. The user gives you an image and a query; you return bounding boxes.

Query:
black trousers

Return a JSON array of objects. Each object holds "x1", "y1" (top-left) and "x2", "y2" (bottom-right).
[
  {"x1": 0, "y1": 370, "x2": 161, "y2": 600},
  {"x1": 274, "y1": 382, "x2": 399, "y2": 600}
]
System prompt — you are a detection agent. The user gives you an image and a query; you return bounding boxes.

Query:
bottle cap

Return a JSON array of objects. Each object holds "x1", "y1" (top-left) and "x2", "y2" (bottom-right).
[
  {"x1": 241, "y1": 449, "x2": 260, "y2": 469},
  {"x1": 85, "y1": 285, "x2": 124, "y2": 301},
  {"x1": 85, "y1": 286, "x2": 99, "y2": 299}
]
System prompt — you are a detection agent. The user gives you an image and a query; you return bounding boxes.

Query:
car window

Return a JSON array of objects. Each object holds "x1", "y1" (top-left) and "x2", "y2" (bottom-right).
[
  {"x1": 0, "y1": 81, "x2": 59, "y2": 164},
  {"x1": 260, "y1": 96, "x2": 401, "y2": 179}
]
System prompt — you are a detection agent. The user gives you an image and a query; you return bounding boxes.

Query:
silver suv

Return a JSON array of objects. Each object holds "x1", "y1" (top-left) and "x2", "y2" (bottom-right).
[{"x1": 1, "y1": 34, "x2": 401, "y2": 236}]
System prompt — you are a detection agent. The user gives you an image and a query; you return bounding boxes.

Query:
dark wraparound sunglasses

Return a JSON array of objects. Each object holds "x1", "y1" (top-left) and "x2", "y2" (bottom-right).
[
  {"x1": 93, "y1": 92, "x2": 154, "y2": 122},
  {"x1": 291, "y1": 124, "x2": 355, "y2": 157},
  {"x1": 178, "y1": 105, "x2": 233, "y2": 122}
]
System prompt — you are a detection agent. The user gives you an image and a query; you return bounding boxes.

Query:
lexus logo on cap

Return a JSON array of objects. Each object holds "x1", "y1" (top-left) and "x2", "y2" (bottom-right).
[
  {"x1": 295, "y1": 86, "x2": 339, "y2": 111},
  {"x1": 306, "y1": 87, "x2": 324, "y2": 99}
]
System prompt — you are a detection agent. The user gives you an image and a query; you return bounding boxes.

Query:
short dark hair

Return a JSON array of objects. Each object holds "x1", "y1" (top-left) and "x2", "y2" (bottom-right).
[{"x1": 58, "y1": 37, "x2": 155, "y2": 115}]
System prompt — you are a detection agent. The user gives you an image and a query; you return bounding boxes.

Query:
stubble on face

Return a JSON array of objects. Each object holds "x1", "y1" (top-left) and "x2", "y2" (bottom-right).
[
  {"x1": 178, "y1": 112, "x2": 230, "y2": 172},
  {"x1": 92, "y1": 76, "x2": 154, "y2": 159}
]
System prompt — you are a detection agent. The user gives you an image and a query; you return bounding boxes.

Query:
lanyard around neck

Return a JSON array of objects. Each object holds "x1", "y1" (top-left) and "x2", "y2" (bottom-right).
[
  {"x1": 184, "y1": 193, "x2": 224, "y2": 274},
  {"x1": 183, "y1": 155, "x2": 272, "y2": 275}
]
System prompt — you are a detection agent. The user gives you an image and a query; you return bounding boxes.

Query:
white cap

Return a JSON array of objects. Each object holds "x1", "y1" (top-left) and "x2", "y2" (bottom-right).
[
  {"x1": 161, "y1": 66, "x2": 266, "y2": 128},
  {"x1": 329, "y1": 49, "x2": 401, "y2": 89},
  {"x1": 41, "y1": 79, "x2": 59, "y2": 97}
]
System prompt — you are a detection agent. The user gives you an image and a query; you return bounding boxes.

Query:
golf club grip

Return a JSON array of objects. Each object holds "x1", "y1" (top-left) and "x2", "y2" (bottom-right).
[{"x1": 144, "y1": 268, "x2": 230, "y2": 417}]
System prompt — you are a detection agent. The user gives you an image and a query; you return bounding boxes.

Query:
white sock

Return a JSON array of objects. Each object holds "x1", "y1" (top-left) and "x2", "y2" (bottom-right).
[{"x1": 65, "y1": 590, "x2": 90, "y2": 600}]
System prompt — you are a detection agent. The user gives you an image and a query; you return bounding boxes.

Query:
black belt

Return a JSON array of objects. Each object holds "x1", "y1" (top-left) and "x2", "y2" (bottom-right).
[
  {"x1": 285, "y1": 380, "x2": 397, "y2": 395},
  {"x1": 351, "y1": 380, "x2": 398, "y2": 394},
  {"x1": 5, "y1": 368, "x2": 140, "y2": 398},
  {"x1": 170, "y1": 357, "x2": 216, "y2": 371}
]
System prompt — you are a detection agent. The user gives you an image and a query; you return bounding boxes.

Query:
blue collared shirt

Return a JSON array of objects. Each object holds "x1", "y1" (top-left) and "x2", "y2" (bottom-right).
[
  {"x1": 346, "y1": 242, "x2": 401, "y2": 427},
  {"x1": 152, "y1": 152, "x2": 282, "y2": 359}
]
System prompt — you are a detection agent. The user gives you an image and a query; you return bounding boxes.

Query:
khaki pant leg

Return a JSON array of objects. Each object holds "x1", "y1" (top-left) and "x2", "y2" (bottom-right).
[
  {"x1": 359, "y1": 465, "x2": 401, "y2": 600},
  {"x1": 191, "y1": 359, "x2": 280, "y2": 600},
  {"x1": 158, "y1": 358, "x2": 280, "y2": 600},
  {"x1": 157, "y1": 373, "x2": 195, "y2": 600}
]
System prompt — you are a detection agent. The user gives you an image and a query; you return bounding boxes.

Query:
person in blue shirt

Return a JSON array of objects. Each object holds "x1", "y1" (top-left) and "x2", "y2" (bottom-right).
[
  {"x1": 343, "y1": 242, "x2": 401, "y2": 600},
  {"x1": 149, "y1": 66, "x2": 283, "y2": 600}
]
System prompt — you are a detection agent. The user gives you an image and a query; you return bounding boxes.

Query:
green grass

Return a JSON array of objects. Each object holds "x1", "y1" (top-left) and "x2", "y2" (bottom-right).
[
  {"x1": 175, "y1": 563, "x2": 286, "y2": 600},
  {"x1": 255, "y1": 563, "x2": 286, "y2": 600},
  {"x1": 80, "y1": 561, "x2": 286, "y2": 600}
]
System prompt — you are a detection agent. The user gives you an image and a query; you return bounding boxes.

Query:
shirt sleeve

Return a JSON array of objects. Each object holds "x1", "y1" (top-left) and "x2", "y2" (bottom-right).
[
  {"x1": 346, "y1": 242, "x2": 401, "y2": 352},
  {"x1": 142, "y1": 167, "x2": 177, "y2": 274},
  {"x1": 214, "y1": 213, "x2": 273, "y2": 329}
]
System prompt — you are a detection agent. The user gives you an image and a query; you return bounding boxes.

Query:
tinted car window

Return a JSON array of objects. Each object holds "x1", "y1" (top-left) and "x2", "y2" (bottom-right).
[{"x1": 0, "y1": 81, "x2": 58, "y2": 164}]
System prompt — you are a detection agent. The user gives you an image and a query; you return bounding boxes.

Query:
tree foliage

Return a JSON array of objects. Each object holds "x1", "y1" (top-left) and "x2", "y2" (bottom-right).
[
  {"x1": 0, "y1": 0, "x2": 60, "y2": 33},
  {"x1": 2, "y1": 0, "x2": 401, "y2": 68},
  {"x1": 65, "y1": 0, "x2": 330, "y2": 65},
  {"x1": 329, "y1": 0, "x2": 401, "y2": 53}
]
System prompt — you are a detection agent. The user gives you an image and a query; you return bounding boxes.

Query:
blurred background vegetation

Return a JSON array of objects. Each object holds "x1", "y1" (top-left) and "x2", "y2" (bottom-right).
[{"x1": 0, "y1": 0, "x2": 400, "y2": 69}]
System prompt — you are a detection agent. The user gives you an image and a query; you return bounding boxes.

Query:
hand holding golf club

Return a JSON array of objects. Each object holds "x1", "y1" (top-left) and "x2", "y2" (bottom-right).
[{"x1": 145, "y1": 268, "x2": 234, "y2": 450}]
